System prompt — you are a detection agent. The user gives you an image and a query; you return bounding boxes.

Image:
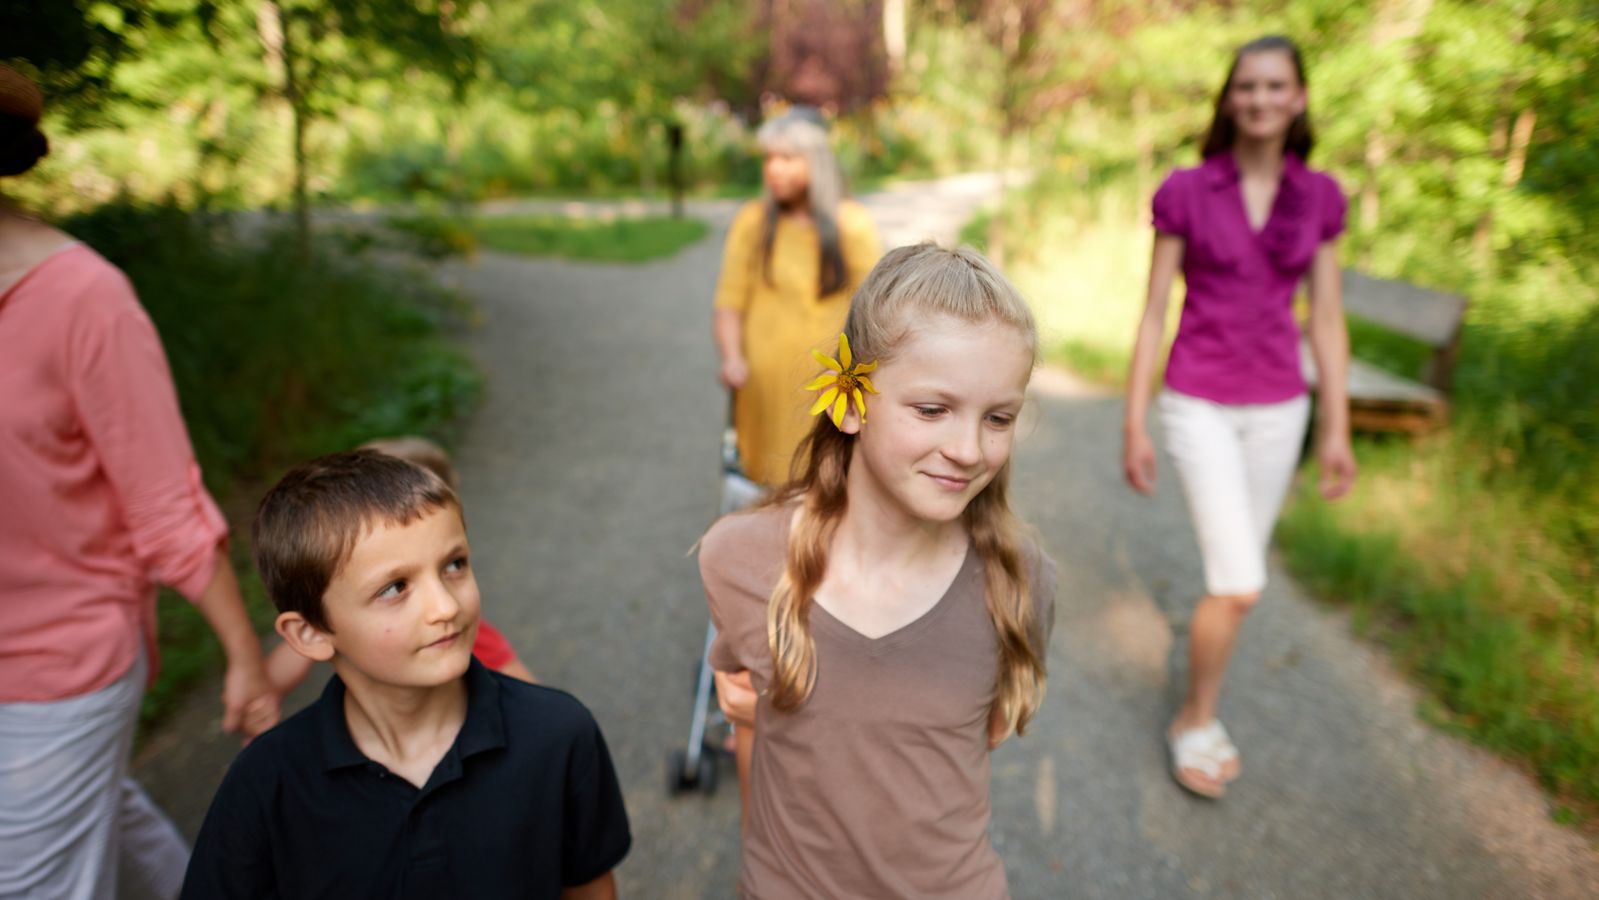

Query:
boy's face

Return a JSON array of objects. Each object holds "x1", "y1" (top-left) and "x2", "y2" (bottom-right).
[{"x1": 319, "y1": 504, "x2": 481, "y2": 689}]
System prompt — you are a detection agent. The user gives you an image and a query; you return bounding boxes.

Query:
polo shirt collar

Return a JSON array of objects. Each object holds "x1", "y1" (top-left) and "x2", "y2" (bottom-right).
[
  {"x1": 314, "y1": 657, "x2": 508, "y2": 773},
  {"x1": 1201, "y1": 150, "x2": 1309, "y2": 190}
]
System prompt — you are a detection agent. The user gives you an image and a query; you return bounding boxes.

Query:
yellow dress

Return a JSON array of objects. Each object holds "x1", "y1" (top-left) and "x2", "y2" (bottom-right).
[{"x1": 715, "y1": 199, "x2": 881, "y2": 485}]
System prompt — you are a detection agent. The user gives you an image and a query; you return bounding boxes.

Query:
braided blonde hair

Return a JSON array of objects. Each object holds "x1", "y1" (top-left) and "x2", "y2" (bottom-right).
[{"x1": 763, "y1": 243, "x2": 1047, "y2": 738}]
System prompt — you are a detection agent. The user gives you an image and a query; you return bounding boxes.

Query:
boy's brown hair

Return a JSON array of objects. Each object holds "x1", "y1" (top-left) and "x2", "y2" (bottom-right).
[{"x1": 253, "y1": 450, "x2": 459, "y2": 630}]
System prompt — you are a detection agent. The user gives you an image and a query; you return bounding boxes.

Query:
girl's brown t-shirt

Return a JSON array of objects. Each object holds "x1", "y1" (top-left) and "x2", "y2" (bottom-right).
[{"x1": 700, "y1": 504, "x2": 1057, "y2": 900}]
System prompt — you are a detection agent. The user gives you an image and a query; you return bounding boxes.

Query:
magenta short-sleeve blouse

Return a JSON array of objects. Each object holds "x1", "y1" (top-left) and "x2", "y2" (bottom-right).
[{"x1": 1152, "y1": 152, "x2": 1346, "y2": 405}]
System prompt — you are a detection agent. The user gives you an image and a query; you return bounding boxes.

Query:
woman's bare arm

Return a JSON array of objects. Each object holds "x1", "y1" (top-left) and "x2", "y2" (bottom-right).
[
  {"x1": 713, "y1": 309, "x2": 748, "y2": 389},
  {"x1": 1122, "y1": 234, "x2": 1185, "y2": 495},
  {"x1": 1306, "y1": 242, "x2": 1357, "y2": 499}
]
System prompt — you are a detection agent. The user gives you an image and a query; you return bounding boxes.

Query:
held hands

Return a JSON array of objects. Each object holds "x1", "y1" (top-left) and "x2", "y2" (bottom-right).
[
  {"x1": 1317, "y1": 433, "x2": 1358, "y2": 500},
  {"x1": 1122, "y1": 428, "x2": 1158, "y2": 496},
  {"x1": 718, "y1": 356, "x2": 749, "y2": 390},
  {"x1": 222, "y1": 656, "x2": 281, "y2": 743},
  {"x1": 714, "y1": 669, "x2": 757, "y2": 728}
]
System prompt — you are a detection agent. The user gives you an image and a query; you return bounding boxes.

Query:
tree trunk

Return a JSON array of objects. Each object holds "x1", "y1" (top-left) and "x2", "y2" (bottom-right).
[
  {"x1": 1132, "y1": 87, "x2": 1152, "y2": 200},
  {"x1": 988, "y1": 124, "x2": 1010, "y2": 266},
  {"x1": 986, "y1": 1, "x2": 1025, "y2": 267},
  {"x1": 1362, "y1": 0, "x2": 1433, "y2": 268},
  {"x1": 1359, "y1": 123, "x2": 1388, "y2": 269},
  {"x1": 259, "y1": 0, "x2": 311, "y2": 254},
  {"x1": 1502, "y1": 107, "x2": 1536, "y2": 188},
  {"x1": 283, "y1": 39, "x2": 310, "y2": 253},
  {"x1": 883, "y1": 0, "x2": 906, "y2": 82}
]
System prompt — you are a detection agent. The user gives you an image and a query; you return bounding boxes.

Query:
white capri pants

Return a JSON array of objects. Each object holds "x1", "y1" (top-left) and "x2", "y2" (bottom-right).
[
  {"x1": 0, "y1": 649, "x2": 190, "y2": 900},
  {"x1": 1158, "y1": 389, "x2": 1311, "y2": 597}
]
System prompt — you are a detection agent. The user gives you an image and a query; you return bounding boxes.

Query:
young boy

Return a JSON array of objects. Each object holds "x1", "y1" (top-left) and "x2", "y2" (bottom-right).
[
  {"x1": 181, "y1": 451, "x2": 630, "y2": 898},
  {"x1": 262, "y1": 436, "x2": 536, "y2": 691}
]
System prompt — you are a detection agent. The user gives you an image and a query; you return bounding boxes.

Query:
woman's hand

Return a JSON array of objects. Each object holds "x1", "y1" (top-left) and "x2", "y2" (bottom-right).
[
  {"x1": 718, "y1": 356, "x2": 749, "y2": 390},
  {"x1": 714, "y1": 669, "x2": 757, "y2": 728},
  {"x1": 1123, "y1": 427, "x2": 1158, "y2": 496},
  {"x1": 1317, "y1": 433, "x2": 1358, "y2": 500}
]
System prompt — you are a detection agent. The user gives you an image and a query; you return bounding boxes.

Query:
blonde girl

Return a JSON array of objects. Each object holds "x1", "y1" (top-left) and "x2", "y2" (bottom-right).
[{"x1": 700, "y1": 243, "x2": 1056, "y2": 899}]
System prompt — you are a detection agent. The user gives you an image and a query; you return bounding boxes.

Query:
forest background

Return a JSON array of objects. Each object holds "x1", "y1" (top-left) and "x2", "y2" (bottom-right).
[{"x1": 3, "y1": 0, "x2": 1596, "y2": 824}]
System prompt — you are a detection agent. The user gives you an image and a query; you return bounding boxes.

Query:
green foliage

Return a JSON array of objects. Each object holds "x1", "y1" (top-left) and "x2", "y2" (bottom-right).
[
  {"x1": 471, "y1": 214, "x2": 709, "y2": 262},
  {"x1": 65, "y1": 201, "x2": 482, "y2": 479},
  {"x1": 60, "y1": 201, "x2": 483, "y2": 724}
]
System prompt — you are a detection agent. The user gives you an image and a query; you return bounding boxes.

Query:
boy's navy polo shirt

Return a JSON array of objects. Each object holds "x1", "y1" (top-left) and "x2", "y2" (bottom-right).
[{"x1": 180, "y1": 659, "x2": 630, "y2": 899}]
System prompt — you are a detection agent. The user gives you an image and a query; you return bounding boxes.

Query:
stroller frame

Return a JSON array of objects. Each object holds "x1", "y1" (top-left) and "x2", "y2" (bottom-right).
[{"x1": 669, "y1": 397, "x2": 763, "y2": 795}]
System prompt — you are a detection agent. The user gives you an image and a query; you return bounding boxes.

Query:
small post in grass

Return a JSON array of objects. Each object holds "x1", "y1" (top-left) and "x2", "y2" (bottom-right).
[{"x1": 667, "y1": 120, "x2": 685, "y2": 220}]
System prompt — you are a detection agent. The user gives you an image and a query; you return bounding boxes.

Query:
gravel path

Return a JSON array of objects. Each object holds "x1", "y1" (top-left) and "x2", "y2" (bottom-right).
[{"x1": 138, "y1": 176, "x2": 1599, "y2": 898}]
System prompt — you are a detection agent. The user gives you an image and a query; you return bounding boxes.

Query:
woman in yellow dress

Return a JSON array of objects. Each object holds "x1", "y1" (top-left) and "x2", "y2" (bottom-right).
[{"x1": 713, "y1": 107, "x2": 882, "y2": 485}]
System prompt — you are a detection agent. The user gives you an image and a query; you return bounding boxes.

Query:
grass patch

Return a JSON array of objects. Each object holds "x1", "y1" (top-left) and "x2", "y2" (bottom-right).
[
  {"x1": 472, "y1": 214, "x2": 709, "y2": 261},
  {"x1": 1279, "y1": 458, "x2": 1599, "y2": 819},
  {"x1": 64, "y1": 201, "x2": 483, "y2": 727}
]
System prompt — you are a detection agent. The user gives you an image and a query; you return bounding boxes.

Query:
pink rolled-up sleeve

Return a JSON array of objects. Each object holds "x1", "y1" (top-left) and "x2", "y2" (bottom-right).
[{"x1": 68, "y1": 270, "x2": 227, "y2": 601}]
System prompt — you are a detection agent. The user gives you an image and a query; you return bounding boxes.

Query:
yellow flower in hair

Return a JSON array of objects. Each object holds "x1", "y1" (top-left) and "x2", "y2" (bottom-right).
[{"x1": 805, "y1": 333, "x2": 879, "y2": 429}]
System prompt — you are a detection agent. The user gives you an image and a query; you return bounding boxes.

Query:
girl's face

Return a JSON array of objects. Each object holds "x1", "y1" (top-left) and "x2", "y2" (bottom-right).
[
  {"x1": 1224, "y1": 50, "x2": 1306, "y2": 145},
  {"x1": 845, "y1": 316, "x2": 1033, "y2": 526},
  {"x1": 763, "y1": 150, "x2": 810, "y2": 205}
]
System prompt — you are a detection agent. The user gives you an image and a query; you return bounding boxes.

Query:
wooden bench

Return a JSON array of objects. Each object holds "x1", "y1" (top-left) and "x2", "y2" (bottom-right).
[{"x1": 1301, "y1": 269, "x2": 1468, "y2": 435}]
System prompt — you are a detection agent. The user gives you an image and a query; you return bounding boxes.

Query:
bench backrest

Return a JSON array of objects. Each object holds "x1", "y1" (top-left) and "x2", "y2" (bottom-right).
[
  {"x1": 1341, "y1": 269, "x2": 1467, "y2": 347},
  {"x1": 1341, "y1": 269, "x2": 1468, "y2": 391}
]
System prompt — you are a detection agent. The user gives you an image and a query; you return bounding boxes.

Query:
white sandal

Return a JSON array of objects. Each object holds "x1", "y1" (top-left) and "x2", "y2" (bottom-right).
[
  {"x1": 1199, "y1": 720, "x2": 1240, "y2": 783},
  {"x1": 1168, "y1": 720, "x2": 1239, "y2": 799}
]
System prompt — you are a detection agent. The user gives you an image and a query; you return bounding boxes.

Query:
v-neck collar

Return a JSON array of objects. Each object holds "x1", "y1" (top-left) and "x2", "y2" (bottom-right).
[
  {"x1": 1203, "y1": 152, "x2": 1309, "y2": 238},
  {"x1": 810, "y1": 540, "x2": 977, "y2": 653}
]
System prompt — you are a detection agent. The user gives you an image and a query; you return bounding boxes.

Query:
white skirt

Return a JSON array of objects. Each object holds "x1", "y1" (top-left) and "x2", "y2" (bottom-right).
[
  {"x1": 1158, "y1": 388, "x2": 1311, "y2": 597},
  {"x1": 0, "y1": 649, "x2": 189, "y2": 900}
]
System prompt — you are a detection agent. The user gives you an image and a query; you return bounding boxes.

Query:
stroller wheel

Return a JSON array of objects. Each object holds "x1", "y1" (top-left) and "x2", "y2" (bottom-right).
[{"x1": 666, "y1": 747, "x2": 719, "y2": 796}]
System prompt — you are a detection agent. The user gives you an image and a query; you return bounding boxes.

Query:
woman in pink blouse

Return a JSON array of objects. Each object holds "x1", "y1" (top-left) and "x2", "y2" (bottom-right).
[
  {"x1": 1121, "y1": 36, "x2": 1357, "y2": 799},
  {"x1": 0, "y1": 64, "x2": 279, "y2": 898}
]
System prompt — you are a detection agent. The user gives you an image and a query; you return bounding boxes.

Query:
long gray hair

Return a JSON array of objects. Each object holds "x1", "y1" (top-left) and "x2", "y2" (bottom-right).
[{"x1": 755, "y1": 108, "x2": 849, "y2": 296}]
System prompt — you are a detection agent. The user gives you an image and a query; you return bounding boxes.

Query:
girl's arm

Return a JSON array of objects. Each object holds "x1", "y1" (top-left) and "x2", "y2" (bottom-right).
[
  {"x1": 265, "y1": 640, "x2": 315, "y2": 697},
  {"x1": 192, "y1": 555, "x2": 280, "y2": 739},
  {"x1": 1122, "y1": 234, "x2": 1185, "y2": 495},
  {"x1": 1306, "y1": 243, "x2": 1357, "y2": 499},
  {"x1": 734, "y1": 722, "x2": 755, "y2": 829},
  {"x1": 712, "y1": 669, "x2": 758, "y2": 826}
]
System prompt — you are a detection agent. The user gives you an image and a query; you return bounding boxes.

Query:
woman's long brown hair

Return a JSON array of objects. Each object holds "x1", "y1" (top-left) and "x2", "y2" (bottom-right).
[
  {"x1": 1200, "y1": 35, "x2": 1315, "y2": 160},
  {"x1": 761, "y1": 243, "x2": 1048, "y2": 738}
]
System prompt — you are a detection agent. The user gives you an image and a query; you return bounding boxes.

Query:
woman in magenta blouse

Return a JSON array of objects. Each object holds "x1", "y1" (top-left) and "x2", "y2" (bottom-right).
[
  {"x1": 0, "y1": 64, "x2": 279, "y2": 897},
  {"x1": 1122, "y1": 36, "x2": 1357, "y2": 799}
]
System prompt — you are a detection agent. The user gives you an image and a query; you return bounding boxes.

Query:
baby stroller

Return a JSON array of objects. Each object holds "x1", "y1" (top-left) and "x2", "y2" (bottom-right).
[{"x1": 668, "y1": 396, "x2": 764, "y2": 795}]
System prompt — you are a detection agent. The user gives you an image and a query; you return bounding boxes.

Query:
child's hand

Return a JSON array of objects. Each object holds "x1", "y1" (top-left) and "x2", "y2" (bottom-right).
[
  {"x1": 265, "y1": 641, "x2": 315, "y2": 698},
  {"x1": 715, "y1": 669, "x2": 757, "y2": 728},
  {"x1": 987, "y1": 705, "x2": 1012, "y2": 750}
]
